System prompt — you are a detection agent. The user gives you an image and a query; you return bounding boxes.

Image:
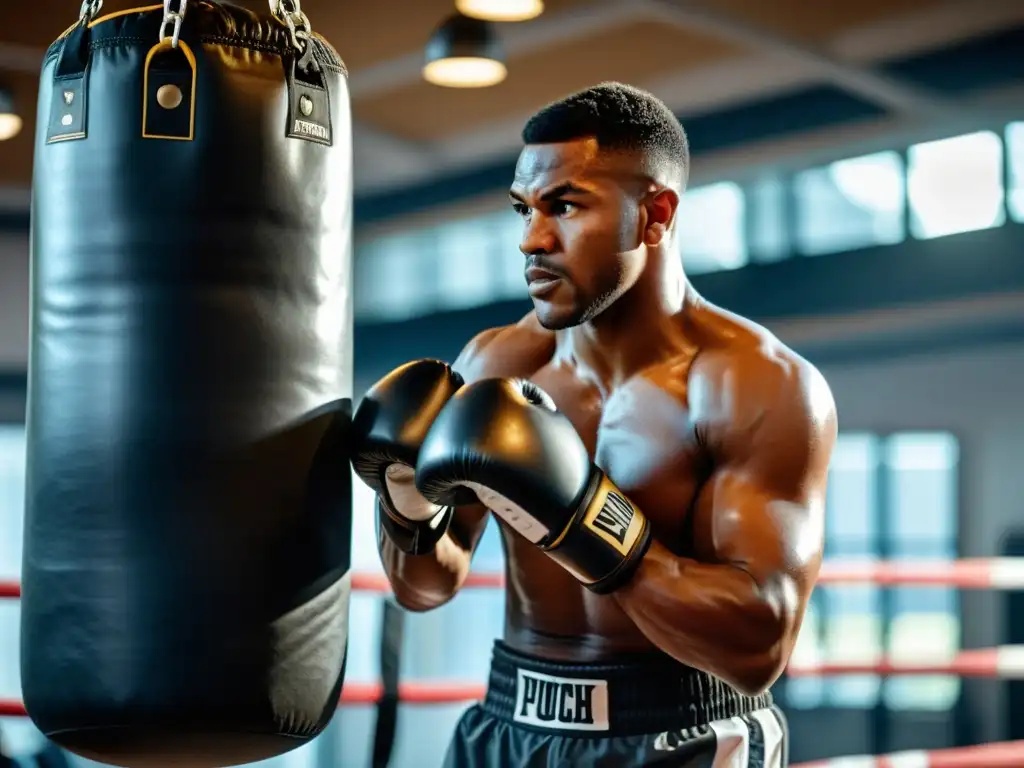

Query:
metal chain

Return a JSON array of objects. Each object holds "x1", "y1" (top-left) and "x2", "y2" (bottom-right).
[
  {"x1": 270, "y1": 0, "x2": 312, "y2": 52},
  {"x1": 160, "y1": 0, "x2": 188, "y2": 48},
  {"x1": 78, "y1": 0, "x2": 103, "y2": 23}
]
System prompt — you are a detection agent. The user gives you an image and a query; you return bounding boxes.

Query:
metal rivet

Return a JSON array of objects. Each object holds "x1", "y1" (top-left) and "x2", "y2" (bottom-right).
[
  {"x1": 157, "y1": 84, "x2": 183, "y2": 110},
  {"x1": 63, "y1": 91, "x2": 74, "y2": 105},
  {"x1": 61, "y1": 114, "x2": 73, "y2": 126},
  {"x1": 299, "y1": 95, "x2": 313, "y2": 116}
]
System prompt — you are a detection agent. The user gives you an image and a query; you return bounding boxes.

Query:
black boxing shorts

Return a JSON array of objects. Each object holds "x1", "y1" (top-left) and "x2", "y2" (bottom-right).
[{"x1": 441, "y1": 641, "x2": 789, "y2": 768}]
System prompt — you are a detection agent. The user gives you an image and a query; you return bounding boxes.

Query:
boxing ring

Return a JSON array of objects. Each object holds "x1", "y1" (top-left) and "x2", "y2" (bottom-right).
[{"x1": 2, "y1": 559, "x2": 1024, "y2": 767}]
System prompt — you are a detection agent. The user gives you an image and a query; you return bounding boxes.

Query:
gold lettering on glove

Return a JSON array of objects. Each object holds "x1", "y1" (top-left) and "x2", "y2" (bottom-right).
[{"x1": 582, "y1": 474, "x2": 645, "y2": 557}]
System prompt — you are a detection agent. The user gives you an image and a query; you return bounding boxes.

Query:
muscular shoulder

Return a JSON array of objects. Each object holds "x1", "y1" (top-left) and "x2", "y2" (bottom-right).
[
  {"x1": 688, "y1": 310, "x2": 837, "y2": 478},
  {"x1": 452, "y1": 311, "x2": 556, "y2": 384}
]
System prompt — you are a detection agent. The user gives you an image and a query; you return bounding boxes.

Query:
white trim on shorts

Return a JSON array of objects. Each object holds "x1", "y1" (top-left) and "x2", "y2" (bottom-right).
[{"x1": 708, "y1": 708, "x2": 787, "y2": 767}]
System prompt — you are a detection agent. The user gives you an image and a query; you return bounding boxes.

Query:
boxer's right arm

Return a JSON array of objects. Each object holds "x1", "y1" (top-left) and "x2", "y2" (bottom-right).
[
  {"x1": 352, "y1": 331, "x2": 504, "y2": 611},
  {"x1": 376, "y1": 500, "x2": 490, "y2": 612}
]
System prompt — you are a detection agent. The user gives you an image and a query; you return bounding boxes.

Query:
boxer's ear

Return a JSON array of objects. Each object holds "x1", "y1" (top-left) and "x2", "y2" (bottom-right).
[{"x1": 643, "y1": 187, "x2": 679, "y2": 247}]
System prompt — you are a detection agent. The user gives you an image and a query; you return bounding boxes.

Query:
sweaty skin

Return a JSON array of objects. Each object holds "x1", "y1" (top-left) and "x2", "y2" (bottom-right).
[{"x1": 378, "y1": 137, "x2": 837, "y2": 697}]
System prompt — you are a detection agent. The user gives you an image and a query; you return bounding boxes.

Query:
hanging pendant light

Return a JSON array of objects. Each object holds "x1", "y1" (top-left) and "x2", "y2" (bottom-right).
[
  {"x1": 423, "y1": 13, "x2": 507, "y2": 89},
  {"x1": 0, "y1": 89, "x2": 22, "y2": 142},
  {"x1": 456, "y1": 0, "x2": 544, "y2": 22}
]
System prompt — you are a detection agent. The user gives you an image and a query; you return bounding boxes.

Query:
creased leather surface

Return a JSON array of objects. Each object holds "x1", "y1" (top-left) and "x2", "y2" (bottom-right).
[{"x1": 21, "y1": 3, "x2": 354, "y2": 766}]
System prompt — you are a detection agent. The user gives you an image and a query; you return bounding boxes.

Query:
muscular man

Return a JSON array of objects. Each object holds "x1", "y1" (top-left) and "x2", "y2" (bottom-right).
[{"x1": 352, "y1": 82, "x2": 836, "y2": 767}]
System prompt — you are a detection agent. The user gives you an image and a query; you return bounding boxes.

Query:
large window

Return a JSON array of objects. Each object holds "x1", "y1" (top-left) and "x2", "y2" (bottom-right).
[
  {"x1": 484, "y1": 209, "x2": 530, "y2": 302},
  {"x1": 0, "y1": 425, "x2": 42, "y2": 757},
  {"x1": 433, "y1": 217, "x2": 499, "y2": 311},
  {"x1": 354, "y1": 231, "x2": 440, "y2": 321},
  {"x1": 1007, "y1": 122, "x2": 1024, "y2": 224},
  {"x1": 907, "y1": 131, "x2": 1005, "y2": 240},
  {"x1": 793, "y1": 151, "x2": 905, "y2": 256},
  {"x1": 353, "y1": 123, "x2": 1023, "y2": 323},
  {"x1": 883, "y1": 433, "x2": 960, "y2": 710},
  {"x1": 787, "y1": 432, "x2": 960, "y2": 711},
  {"x1": 0, "y1": 425, "x2": 23, "y2": 583},
  {"x1": 788, "y1": 433, "x2": 881, "y2": 708},
  {"x1": 354, "y1": 210, "x2": 529, "y2": 322},
  {"x1": 746, "y1": 175, "x2": 790, "y2": 264},
  {"x1": 676, "y1": 182, "x2": 748, "y2": 275}
]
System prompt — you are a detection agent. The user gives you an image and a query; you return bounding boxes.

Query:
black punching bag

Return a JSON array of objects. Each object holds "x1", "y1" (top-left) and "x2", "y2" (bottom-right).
[{"x1": 21, "y1": 3, "x2": 353, "y2": 766}]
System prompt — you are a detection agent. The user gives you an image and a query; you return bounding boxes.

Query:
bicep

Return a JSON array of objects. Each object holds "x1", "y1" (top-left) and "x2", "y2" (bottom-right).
[
  {"x1": 696, "y1": 360, "x2": 835, "y2": 592},
  {"x1": 696, "y1": 469, "x2": 824, "y2": 593}
]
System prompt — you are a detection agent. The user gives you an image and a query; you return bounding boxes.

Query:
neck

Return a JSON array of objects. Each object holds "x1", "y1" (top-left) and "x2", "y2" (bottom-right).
[{"x1": 558, "y1": 246, "x2": 695, "y2": 389}]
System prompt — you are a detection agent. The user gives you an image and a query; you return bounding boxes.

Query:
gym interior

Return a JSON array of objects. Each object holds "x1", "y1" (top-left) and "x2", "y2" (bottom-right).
[{"x1": 0, "y1": 1, "x2": 1023, "y2": 766}]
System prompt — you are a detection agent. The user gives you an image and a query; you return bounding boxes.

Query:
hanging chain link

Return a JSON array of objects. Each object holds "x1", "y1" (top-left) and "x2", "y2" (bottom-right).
[
  {"x1": 270, "y1": 0, "x2": 312, "y2": 52},
  {"x1": 160, "y1": 0, "x2": 188, "y2": 48},
  {"x1": 78, "y1": 0, "x2": 103, "y2": 24},
  {"x1": 75, "y1": 0, "x2": 311, "y2": 53}
]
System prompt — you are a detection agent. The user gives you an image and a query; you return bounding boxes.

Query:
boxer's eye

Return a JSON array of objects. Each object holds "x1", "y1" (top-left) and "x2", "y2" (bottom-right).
[
  {"x1": 512, "y1": 202, "x2": 530, "y2": 218},
  {"x1": 550, "y1": 201, "x2": 577, "y2": 217}
]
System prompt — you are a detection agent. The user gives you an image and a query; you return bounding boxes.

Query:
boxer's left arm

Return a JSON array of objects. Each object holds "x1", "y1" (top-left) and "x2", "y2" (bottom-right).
[{"x1": 612, "y1": 351, "x2": 836, "y2": 696}]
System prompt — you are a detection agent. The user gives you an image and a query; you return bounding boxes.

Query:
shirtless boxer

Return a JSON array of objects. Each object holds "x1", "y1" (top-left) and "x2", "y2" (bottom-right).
[{"x1": 351, "y1": 82, "x2": 836, "y2": 767}]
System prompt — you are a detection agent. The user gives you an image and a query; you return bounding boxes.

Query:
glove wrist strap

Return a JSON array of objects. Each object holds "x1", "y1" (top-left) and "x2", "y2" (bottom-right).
[
  {"x1": 546, "y1": 469, "x2": 652, "y2": 594},
  {"x1": 376, "y1": 495, "x2": 453, "y2": 556},
  {"x1": 587, "y1": 525, "x2": 652, "y2": 594}
]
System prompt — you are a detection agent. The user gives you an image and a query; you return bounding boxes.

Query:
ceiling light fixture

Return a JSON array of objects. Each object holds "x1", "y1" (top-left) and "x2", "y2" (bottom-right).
[
  {"x1": 423, "y1": 13, "x2": 507, "y2": 89},
  {"x1": 455, "y1": 0, "x2": 544, "y2": 22},
  {"x1": 0, "y1": 89, "x2": 22, "y2": 142}
]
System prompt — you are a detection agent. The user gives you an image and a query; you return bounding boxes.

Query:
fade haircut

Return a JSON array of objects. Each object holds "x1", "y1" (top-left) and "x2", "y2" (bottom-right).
[{"x1": 521, "y1": 82, "x2": 690, "y2": 189}]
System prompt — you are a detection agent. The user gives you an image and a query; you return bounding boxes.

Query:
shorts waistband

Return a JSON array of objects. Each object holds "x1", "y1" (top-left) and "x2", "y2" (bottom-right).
[{"x1": 482, "y1": 641, "x2": 773, "y2": 737}]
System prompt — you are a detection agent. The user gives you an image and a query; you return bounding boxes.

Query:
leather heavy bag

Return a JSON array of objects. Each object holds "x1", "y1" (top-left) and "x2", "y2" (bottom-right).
[{"x1": 21, "y1": 2, "x2": 353, "y2": 765}]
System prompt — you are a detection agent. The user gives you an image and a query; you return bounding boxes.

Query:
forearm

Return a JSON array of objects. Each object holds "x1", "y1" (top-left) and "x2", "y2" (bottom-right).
[
  {"x1": 379, "y1": 531, "x2": 473, "y2": 612},
  {"x1": 378, "y1": 501, "x2": 488, "y2": 612},
  {"x1": 613, "y1": 540, "x2": 793, "y2": 695}
]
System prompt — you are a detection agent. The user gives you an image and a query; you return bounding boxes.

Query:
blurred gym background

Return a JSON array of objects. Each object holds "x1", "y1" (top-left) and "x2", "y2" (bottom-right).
[{"x1": 0, "y1": 0, "x2": 1023, "y2": 766}]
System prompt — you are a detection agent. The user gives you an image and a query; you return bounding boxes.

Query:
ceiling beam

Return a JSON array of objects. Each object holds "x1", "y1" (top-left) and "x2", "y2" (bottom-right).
[
  {"x1": 644, "y1": 0, "x2": 956, "y2": 118},
  {"x1": 833, "y1": 0, "x2": 1024, "y2": 62},
  {"x1": 367, "y1": 0, "x2": 1016, "y2": 191}
]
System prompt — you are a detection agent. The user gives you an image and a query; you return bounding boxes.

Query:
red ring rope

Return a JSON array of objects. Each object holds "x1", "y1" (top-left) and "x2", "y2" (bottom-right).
[
  {"x1": 0, "y1": 639, "x2": 1020, "y2": 721},
  {"x1": 4, "y1": 641, "x2": 1020, "y2": 722},
  {"x1": 349, "y1": 559, "x2": 1024, "y2": 590},
  {"x1": 0, "y1": 681, "x2": 487, "y2": 717},
  {"x1": 787, "y1": 646, "x2": 1024, "y2": 678},
  {"x1": 4, "y1": 558, "x2": 1024, "y2": 599},
  {"x1": 4, "y1": 560, "x2": 1022, "y2": 765},
  {"x1": 1, "y1": 695, "x2": 1021, "y2": 767}
]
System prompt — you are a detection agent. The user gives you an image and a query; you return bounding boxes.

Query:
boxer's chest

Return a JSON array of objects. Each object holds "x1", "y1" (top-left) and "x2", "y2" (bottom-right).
[{"x1": 530, "y1": 363, "x2": 706, "y2": 554}]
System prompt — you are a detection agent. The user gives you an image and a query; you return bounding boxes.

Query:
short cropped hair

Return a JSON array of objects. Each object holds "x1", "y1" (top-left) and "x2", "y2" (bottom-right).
[{"x1": 521, "y1": 82, "x2": 690, "y2": 188}]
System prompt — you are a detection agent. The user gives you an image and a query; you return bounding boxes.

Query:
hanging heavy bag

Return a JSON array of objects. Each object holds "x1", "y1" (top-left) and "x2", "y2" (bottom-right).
[{"x1": 20, "y1": 2, "x2": 354, "y2": 766}]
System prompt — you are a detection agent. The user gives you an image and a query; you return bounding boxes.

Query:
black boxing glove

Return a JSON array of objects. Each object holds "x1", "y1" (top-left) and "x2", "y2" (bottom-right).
[
  {"x1": 351, "y1": 360, "x2": 469, "y2": 555},
  {"x1": 415, "y1": 378, "x2": 651, "y2": 593}
]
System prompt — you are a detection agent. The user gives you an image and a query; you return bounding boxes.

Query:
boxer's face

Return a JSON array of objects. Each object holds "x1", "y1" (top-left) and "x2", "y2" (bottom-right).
[{"x1": 510, "y1": 138, "x2": 649, "y2": 330}]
